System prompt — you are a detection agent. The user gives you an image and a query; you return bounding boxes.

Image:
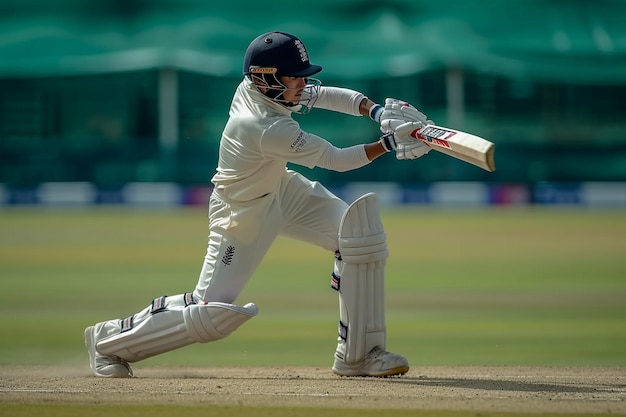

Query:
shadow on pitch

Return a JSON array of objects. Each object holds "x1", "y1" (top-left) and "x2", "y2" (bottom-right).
[{"x1": 390, "y1": 376, "x2": 608, "y2": 394}]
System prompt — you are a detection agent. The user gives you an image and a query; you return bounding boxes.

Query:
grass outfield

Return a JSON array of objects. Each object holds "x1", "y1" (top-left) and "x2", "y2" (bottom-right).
[{"x1": 0, "y1": 206, "x2": 625, "y2": 368}]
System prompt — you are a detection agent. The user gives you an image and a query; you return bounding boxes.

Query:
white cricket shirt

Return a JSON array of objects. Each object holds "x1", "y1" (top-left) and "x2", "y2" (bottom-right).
[{"x1": 212, "y1": 78, "x2": 371, "y2": 202}]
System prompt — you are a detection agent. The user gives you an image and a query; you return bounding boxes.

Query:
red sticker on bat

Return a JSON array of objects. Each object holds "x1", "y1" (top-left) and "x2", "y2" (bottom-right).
[{"x1": 412, "y1": 126, "x2": 454, "y2": 149}]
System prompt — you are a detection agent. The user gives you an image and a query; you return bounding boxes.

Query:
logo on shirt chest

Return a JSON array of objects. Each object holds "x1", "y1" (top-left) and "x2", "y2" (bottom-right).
[{"x1": 290, "y1": 132, "x2": 307, "y2": 152}]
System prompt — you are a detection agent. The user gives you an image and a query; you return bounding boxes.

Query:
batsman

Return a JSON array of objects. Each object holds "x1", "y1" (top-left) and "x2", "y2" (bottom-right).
[{"x1": 84, "y1": 31, "x2": 432, "y2": 378}]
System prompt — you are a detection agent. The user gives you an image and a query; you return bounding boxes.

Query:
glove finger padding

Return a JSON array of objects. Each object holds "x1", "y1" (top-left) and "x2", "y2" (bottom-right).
[
  {"x1": 387, "y1": 103, "x2": 428, "y2": 124},
  {"x1": 385, "y1": 97, "x2": 408, "y2": 106},
  {"x1": 393, "y1": 121, "x2": 424, "y2": 141},
  {"x1": 380, "y1": 120, "x2": 431, "y2": 160},
  {"x1": 384, "y1": 98, "x2": 418, "y2": 112},
  {"x1": 380, "y1": 118, "x2": 411, "y2": 134},
  {"x1": 396, "y1": 142, "x2": 431, "y2": 160},
  {"x1": 381, "y1": 99, "x2": 430, "y2": 143},
  {"x1": 380, "y1": 109, "x2": 414, "y2": 124}
]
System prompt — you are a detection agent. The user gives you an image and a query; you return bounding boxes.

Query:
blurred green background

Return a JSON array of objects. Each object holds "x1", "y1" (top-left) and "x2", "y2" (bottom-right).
[
  {"x1": 1, "y1": 207, "x2": 624, "y2": 368},
  {"x1": 1, "y1": 0, "x2": 626, "y2": 186}
]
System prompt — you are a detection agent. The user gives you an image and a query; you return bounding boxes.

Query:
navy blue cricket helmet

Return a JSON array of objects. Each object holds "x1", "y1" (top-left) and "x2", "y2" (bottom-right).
[{"x1": 243, "y1": 31, "x2": 322, "y2": 77}]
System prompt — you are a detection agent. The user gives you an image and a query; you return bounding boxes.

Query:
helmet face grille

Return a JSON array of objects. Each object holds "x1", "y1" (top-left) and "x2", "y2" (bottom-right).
[
  {"x1": 243, "y1": 32, "x2": 322, "y2": 77},
  {"x1": 249, "y1": 71, "x2": 322, "y2": 114}
]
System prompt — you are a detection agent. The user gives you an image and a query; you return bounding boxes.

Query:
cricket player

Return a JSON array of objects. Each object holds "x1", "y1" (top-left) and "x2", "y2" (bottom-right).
[{"x1": 84, "y1": 31, "x2": 431, "y2": 378}]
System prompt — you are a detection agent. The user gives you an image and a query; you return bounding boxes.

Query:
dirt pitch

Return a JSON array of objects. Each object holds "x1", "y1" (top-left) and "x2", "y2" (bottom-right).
[{"x1": 1, "y1": 365, "x2": 625, "y2": 414}]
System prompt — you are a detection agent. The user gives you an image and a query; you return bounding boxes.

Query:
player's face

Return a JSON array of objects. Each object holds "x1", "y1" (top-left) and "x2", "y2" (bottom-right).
[{"x1": 278, "y1": 76, "x2": 307, "y2": 104}]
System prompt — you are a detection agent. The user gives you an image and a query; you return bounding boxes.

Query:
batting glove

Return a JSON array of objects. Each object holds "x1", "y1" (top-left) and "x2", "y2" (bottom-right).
[
  {"x1": 380, "y1": 98, "x2": 432, "y2": 128},
  {"x1": 381, "y1": 119, "x2": 433, "y2": 161},
  {"x1": 394, "y1": 122, "x2": 432, "y2": 160},
  {"x1": 379, "y1": 98, "x2": 433, "y2": 160}
]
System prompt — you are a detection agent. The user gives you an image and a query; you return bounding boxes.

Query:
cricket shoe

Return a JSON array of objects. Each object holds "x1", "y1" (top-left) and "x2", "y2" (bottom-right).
[
  {"x1": 84, "y1": 325, "x2": 133, "y2": 378},
  {"x1": 332, "y1": 346, "x2": 409, "y2": 377}
]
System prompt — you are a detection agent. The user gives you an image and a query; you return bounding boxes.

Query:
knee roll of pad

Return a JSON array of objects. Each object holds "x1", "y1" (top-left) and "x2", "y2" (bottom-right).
[
  {"x1": 339, "y1": 233, "x2": 388, "y2": 264},
  {"x1": 184, "y1": 302, "x2": 259, "y2": 342}
]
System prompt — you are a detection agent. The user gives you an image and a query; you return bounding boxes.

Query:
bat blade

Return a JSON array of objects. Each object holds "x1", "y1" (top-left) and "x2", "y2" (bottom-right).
[{"x1": 412, "y1": 125, "x2": 496, "y2": 172}]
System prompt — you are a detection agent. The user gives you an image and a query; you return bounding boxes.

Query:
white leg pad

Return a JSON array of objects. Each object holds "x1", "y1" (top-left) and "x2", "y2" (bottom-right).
[
  {"x1": 334, "y1": 193, "x2": 388, "y2": 364},
  {"x1": 97, "y1": 294, "x2": 257, "y2": 362}
]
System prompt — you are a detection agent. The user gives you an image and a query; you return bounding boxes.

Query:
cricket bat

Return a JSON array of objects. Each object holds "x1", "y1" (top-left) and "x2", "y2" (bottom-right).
[{"x1": 411, "y1": 125, "x2": 496, "y2": 172}]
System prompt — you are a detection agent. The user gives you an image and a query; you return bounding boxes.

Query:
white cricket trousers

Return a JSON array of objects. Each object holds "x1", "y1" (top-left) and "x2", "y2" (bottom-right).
[{"x1": 193, "y1": 170, "x2": 348, "y2": 303}]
